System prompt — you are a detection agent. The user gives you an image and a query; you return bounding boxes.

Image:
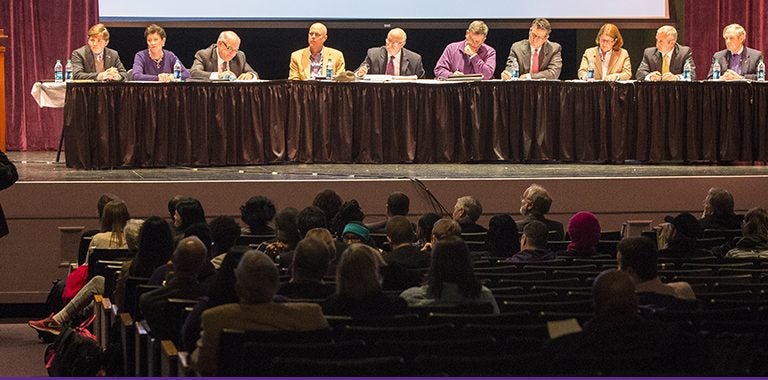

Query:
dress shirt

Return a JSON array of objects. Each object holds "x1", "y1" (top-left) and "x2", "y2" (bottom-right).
[
  {"x1": 434, "y1": 40, "x2": 496, "y2": 80},
  {"x1": 601, "y1": 49, "x2": 612, "y2": 78},
  {"x1": 389, "y1": 51, "x2": 402, "y2": 76}
]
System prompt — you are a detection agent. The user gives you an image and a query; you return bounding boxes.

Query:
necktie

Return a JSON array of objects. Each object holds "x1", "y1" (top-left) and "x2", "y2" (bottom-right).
[
  {"x1": 730, "y1": 53, "x2": 742, "y2": 74},
  {"x1": 95, "y1": 54, "x2": 104, "y2": 73},
  {"x1": 531, "y1": 49, "x2": 540, "y2": 74},
  {"x1": 220, "y1": 62, "x2": 228, "y2": 73},
  {"x1": 662, "y1": 54, "x2": 670, "y2": 74},
  {"x1": 386, "y1": 56, "x2": 395, "y2": 75}
]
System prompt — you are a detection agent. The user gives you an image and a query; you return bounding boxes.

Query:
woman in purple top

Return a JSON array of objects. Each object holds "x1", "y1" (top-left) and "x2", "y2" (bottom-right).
[{"x1": 132, "y1": 24, "x2": 190, "y2": 81}]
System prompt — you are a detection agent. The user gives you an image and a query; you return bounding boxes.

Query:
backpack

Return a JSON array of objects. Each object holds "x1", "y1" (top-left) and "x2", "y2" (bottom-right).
[{"x1": 44, "y1": 315, "x2": 102, "y2": 376}]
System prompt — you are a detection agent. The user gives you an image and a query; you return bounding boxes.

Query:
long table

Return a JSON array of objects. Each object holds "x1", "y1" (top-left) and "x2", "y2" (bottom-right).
[{"x1": 63, "y1": 80, "x2": 768, "y2": 169}]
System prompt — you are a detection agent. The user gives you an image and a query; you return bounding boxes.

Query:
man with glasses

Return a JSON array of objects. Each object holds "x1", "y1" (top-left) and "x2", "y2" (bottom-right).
[
  {"x1": 434, "y1": 20, "x2": 496, "y2": 80},
  {"x1": 71, "y1": 23, "x2": 128, "y2": 81},
  {"x1": 636, "y1": 25, "x2": 696, "y2": 81},
  {"x1": 501, "y1": 18, "x2": 562, "y2": 80},
  {"x1": 289, "y1": 23, "x2": 346, "y2": 80},
  {"x1": 355, "y1": 28, "x2": 425, "y2": 78},
  {"x1": 190, "y1": 31, "x2": 258, "y2": 80},
  {"x1": 707, "y1": 23, "x2": 763, "y2": 80}
]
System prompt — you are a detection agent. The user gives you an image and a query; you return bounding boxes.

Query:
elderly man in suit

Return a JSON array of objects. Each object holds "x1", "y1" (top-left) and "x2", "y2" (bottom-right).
[
  {"x1": 190, "y1": 31, "x2": 258, "y2": 80},
  {"x1": 355, "y1": 28, "x2": 425, "y2": 78},
  {"x1": 707, "y1": 23, "x2": 764, "y2": 80},
  {"x1": 434, "y1": 20, "x2": 496, "y2": 80},
  {"x1": 501, "y1": 18, "x2": 562, "y2": 80},
  {"x1": 289, "y1": 23, "x2": 346, "y2": 80},
  {"x1": 636, "y1": 25, "x2": 696, "y2": 81},
  {"x1": 71, "y1": 23, "x2": 127, "y2": 81}
]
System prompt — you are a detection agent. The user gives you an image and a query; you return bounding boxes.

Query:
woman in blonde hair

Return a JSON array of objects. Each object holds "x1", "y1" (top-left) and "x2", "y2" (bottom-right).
[
  {"x1": 577, "y1": 23, "x2": 631, "y2": 81},
  {"x1": 86, "y1": 200, "x2": 130, "y2": 259}
]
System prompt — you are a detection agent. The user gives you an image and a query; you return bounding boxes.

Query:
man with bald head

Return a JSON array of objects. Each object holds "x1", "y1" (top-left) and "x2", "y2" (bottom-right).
[
  {"x1": 355, "y1": 28, "x2": 425, "y2": 78},
  {"x1": 289, "y1": 23, "x2": 346, "y2": 80},
  {"x1": 190, "y1": 30, "x2": 258, "y2": 80}
]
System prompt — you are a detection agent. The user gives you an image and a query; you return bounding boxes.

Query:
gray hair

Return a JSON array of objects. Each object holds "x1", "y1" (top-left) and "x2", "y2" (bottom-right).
[
  {"x1": 455, "y1": 196, "x2": 483, "y2": 222},
  {"x1": 531, "y1": 18, "x2": 552, "y2": 34},
  {"x1": 656, "y1": 25, "x2": 678, "y2": 41},
  {"x1": 723, "y1": 23, "x2": 746, "y2": 39},
  {"x1": 236, "y1": 250, "x2": 279, "y2": 304},
  {"x1": 123, "y1": 218, "x2": 144, "y2": 253},
  {"x1": 467, "y1": 20, "x2": 489, "y2": 36}
]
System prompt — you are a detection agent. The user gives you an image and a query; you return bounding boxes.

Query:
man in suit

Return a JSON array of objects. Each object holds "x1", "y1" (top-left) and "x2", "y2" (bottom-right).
[
  {"x1": 190, "y1": 31, "x2": 258, "y2": 80},
  {"x1": 501, "y1": 18, "x2": 562, "y2": 80},
  {"x1": 289, "y1": 23, "x2": 346, "y2": 80},
  {"x1": 355, "y1": 28, "x2": 425, "y2": 78},
  {"x1": 707, "y1": 23, "x2": 764, "y2": 80},
  {"x1": 71, "y1": 23, "x2": 127, "y2": 81},
  {"x1": 0, "y1": 151, "x2": 18, "y2": 239},
  {"x1": 636, "y1": 25, "x2": 696, "y2": 81},
  {"x1": 434, "y1": 20, "x2": 496, "y2": 80}
]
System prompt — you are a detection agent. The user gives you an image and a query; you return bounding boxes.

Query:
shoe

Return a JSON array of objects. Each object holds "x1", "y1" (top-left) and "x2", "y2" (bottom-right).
[{"x1": 28, "y1": 313, "x2": 62, "y2": 335}]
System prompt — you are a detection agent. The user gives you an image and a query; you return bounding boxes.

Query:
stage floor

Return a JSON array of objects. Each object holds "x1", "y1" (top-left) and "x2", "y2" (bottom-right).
[{"x1": 8, "y1": 151, "x2": 768, "y2": 182}]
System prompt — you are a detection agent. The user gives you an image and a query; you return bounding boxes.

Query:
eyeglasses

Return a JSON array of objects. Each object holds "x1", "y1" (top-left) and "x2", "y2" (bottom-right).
[
  {"x1": 219, "y1": 40, "x2": 238, "y2": 53},
  {"x1": 599, "y1": 38, "x2": 616, "y2": 44},
  {"x1": 343, "y1": 235, "x2": 362, "y2": 242},
  {"x1": 529, "y1": 31, "x2": 548, "y2": 41}
]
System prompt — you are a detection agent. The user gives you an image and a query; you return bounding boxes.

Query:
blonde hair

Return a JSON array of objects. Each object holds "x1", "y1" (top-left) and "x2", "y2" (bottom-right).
[
  {"x1": 87, "y1": 23, "x2": 110, "y2": 41},
  {"x1": 335, "y1": 244, "x2": 384, "y2": 298},
  {"x1": 596, "y1": 23, "x2": 624, "y2": 51}
]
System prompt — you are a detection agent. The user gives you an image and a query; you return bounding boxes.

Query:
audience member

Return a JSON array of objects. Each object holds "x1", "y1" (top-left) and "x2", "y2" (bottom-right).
[
  {"x1": 700, "y1": 187, "x2": 742, "y2": 230},
  {"x1": 561, "y1": 211, "x2": 601, "y2": 256},
  {"x1": 708, "y1": 23, "x2": 764, "y2": 80},
  {"x1": 278, "y1": 237, "x2": 335, "y2": 299},
  {"x1": 421, "y1": 218, "x2": 462, "y2": 252},
  {"x1": 485, "y1": 214, "x2": 520, "y2": 257},
  {"x1": 355, "y1": 28, "x2": 426, "y2": 78},
  {"x1": 416, "y1": 212, "x2": 441, "y2": 249},
  {"x1": 452, "y1": 195, "x2": 487, "y2": 233},
  {"x1": 208, "y1": 216, "x2": 242, "y2": 269},
  {"x1": 131, "y1": 24, "x2": 190, "y2": 81},
  {"x1": 240, "y1": 195, "x2": 277, "y2": 236},
  {"x1": 501, "y1": 18, "x2": 562, "y2": 80},
  {"x1": 330, "y1": 199, "x2": 365, "y2": 238},
  {"x1": 340, "y1": 222, "x2": 375, "y2": 248},
  {"x1": 659, "y1": 212, "x2": 707, "y2": 257},
  {"x1": 190, "y1": 31, "x2": 258, "y2": 80},
  {"x1": 518, "y1": 183, "x2": 564, "y2": 240},
  {"x1": 382, "y1": 216, "x2": 429, "y2": 268},
  {"x1": 260, "y1": 207, "x2": 301, "y2": 267},
  {"x1": 401, "y1": 236, "x2": 499, "y2": 313},
  {"x1": 149, "y1": 222, "x2": 216, "y2": 286},
  {"x1": 173, "y1": 198, "x2": 206, "y2": 235},
  {"x1": 577, "y1": 23, "x2": 631, "y2": 81},
  {"x1": 726, "y1": 207, "x2": 768, "y2": 258},
  {"x1": 86, "y1": 200, "x2": 130, "y2": 257},
  {"x1": 365, "y1": 191, "x2": 410, "y2": 232},
  {"x1": 508, "y1": 220, "x2": 556, "y2": 262},
  {"x1": 434, "y1": 20, "x2": 496, "y2": 80},
  {"x1": 77, "y1": 193, "x2": 121, "y2": 264},
  {"x1": 289, "y1": 23, "x2": 345, "y2": 80},
  {"x1": 312, "y1": 189, "x2": 342, "y2": 230},
  {"x1": 71, "y1": 23, "x2": 128, "y2": 81},
  {"x1": 636, "y1": 25, "x2": 696, "y2": 81}
]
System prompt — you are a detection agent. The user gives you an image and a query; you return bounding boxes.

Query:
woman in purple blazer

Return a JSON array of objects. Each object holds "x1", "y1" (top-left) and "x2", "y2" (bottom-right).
[{"x1": 132, "y1": 24, "x2": 190, "y2": 81}]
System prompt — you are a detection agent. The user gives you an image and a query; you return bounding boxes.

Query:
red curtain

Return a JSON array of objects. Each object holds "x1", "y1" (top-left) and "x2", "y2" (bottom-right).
[
  {"x1": 684, "y1": 0, "x2": 768, "y2": 77},
  {"x1": 0, "y1": 1, "x2": 98, "y2": 150}
]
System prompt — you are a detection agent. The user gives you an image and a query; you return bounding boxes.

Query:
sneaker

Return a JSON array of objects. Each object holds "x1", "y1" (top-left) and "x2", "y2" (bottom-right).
[{"x1": 28, "y1": 314, "x2": 62, "y2": 335}]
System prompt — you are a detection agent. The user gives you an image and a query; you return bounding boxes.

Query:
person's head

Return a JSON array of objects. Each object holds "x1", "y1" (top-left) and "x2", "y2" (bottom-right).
[
  {"x1": 431, "y1": 218, "x2": 462, "y2": 243},
  {"x1": 342, "y1": 222, "x2": 370, "y2": 246},
  {"x1": 292, "y1": 237, "x2": 332, "y2": 282},
  {"x1": 216, "y1": 31, "x2": 241, "y2": 62},
  {"x1": 486, "y1": 214, "x2": 519, "y2": 256},
  {"x1": 596, "y1": 23, "x2": 623, "y2": 53},
  {"x1": 521, "y1": 220, "x2": 549, "y2": 250},
  {"x1": 452, "y1": 196, "x2": 483, "y2": 222},
  {"x1": 96, "y1": 193, "x2": 120, "y2": 219},
  {"x1": 172, "y1": 236, "x2": 207, "y2": 277},
  {"x1": 236, "y1": 250, "x2": 279, "y2": 304},
  {"x1": 274, "y1": 207, "x2": 301, "y2": 249},
  {"x1": 417, "y1": 212, "x2": 441, "y2": 242},
  {"x1": 308, "y1": 23, "x2": 328, "y2": 53},
  {"x1": 665, "y1": 212, "x2": 702, "y2": 240},
  {"x1": 305, "y1": 228, "x2": 336, "y2": 257},
  {"x1": 133, "y1": 215, "x2": 175, "y2": 278},
  {"x1": 313, "y1": 189, "x2": 342, "y2": 228},
  {"x1": 209, "y1": 216, "x2": 241, "y2": 255},
  {"x1": 567, "y1": 211, "x2": 601, "y2": 254},
  {"x1": 592, "y1": 269, "x2": 637, "y2": 316},
  {"x1": 385, "y1": 28, "x2": 407, "y2": 57},
  {"x1": 655, "y1": 25, "x2": 678, "y2": 55},
  {"x1": 87, "y1": 23, "x2": 110, "y2": 55},
  {"x1": 703, "y1": 187, "x2": 736, "y2": 218},
  {"x1": 174, "y1": 198, "x2": 205, "y2": 230},
  {"x1": 465, "y1": 20, "x2": 489, "y2": 54},
  {"x1": 386, "y1": 192, "x2": 410, "y2": 217},
  {"x1": 207, "y1": 245, "x2": 249, "y2": 307},
  {"x1": 520, "y1": 184, "x2": 552, "y2": 217},
  {"x1": 184, "y1": 222, "x2": 213, "y2": 254},
  {"x1": 167, "y1": 195, "x2": 189, "y2": 220},
  {"x1": 331, "y1": 200, "x2": 365, "y2": 237},
  {"x1": 722, "y1": 23, "x2": 746, "y2": 54},
  {"x1": 240, "y1": 195, "x2": 277, "y2": 232},
  {"x1": 124, "y1": 219, "x2": 145, "y2": 254},
  {"x1": 101, "y1": 200, "x2": 130, "y2": 233},
  {"x1": 298, "y1": 206, "x2": 327, "y2": 236},
  {"x1": 528, "y1": 18, "x2": 551, "y2": 49},
  {"x1": 335, "y1": 244, "x2": 384, "y2": 298},
  {"x1": 741, "y1": 207, "x2": 768, "y2": 240},
  {"x1": 616, "y1": 236, "x2": 658, "y2": 283},
  {"x1": 386, "y1": 216, "x2": 415, "y2": 245},
  {"x1": 428, "y1": 236, "x2": 480, "y2": 299},
  {"x1": 144, "y1": 24, "x2": 166, "y2": 53}
]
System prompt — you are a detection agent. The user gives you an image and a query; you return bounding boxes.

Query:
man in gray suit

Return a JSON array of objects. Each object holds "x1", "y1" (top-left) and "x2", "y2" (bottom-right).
[
  {"x1": 190, "y1": 31, "x2": 258, "y2": 80},
  {"x1": 707, "y1": 23, "x2": 764, "y2": 80},
  {"x1": 636, "y1": 25, "x2": 696, "y2": 81},
  {"x1": 71, "y1": 23, "x2": 127, "y2": 81},
  {"x1": 501, "y1": 18, "x2": 562, "y2": 80},
  {"x1": 354, "y1": 28, "x2": 425, "y2": 78}
]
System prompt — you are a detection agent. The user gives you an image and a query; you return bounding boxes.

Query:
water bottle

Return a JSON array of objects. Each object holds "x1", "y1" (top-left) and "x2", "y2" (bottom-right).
[
  {"x1": 757, "y1": 59, "x2": 766, "y2": 82},
  {"x1": 54, "y1": 60, "x2": 63, "y2": 83},
  {"x1": 587, "y1": 59, "x2": 595, "y2": 81},
  {"x1": 173, "y1": 59, "x2": 182, "y2": 80},
  {"x1": 711, "y1": 57, "x2": 721, "y2": 80},
  {"x1": 65, "y1": 59, "x2": 73, "y2": 82},
  {"x1": 682, "y1": 59, "x2": 692, "y2": 81},
  {"x1": 509, "y1": 57, "x2": 519, "y2": 80},
  {"x1": 326, "y1": 58, "x2": 334, "y2": 79}
]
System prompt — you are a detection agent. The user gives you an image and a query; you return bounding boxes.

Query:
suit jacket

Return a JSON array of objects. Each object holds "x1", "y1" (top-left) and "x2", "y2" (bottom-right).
[
  {"x1": 190, "y1": 44, "x2": 257, "y2": 79},
  {"x1": 289, "y1": 46, "x2": 346, "y2": 80},
  {"x1": 70, "y1": 45, "x2": 128, "y2": 81},
  {"x1": 504, "y1": 40, "x2": 563, "y2": 79},
  {"x1": 362, "y1": 46, "x2": 425, "y2": 78},
  {"x1": 708, "y1": 47, "x2": 764, "y2": 80},
  {"x1": 0, "y1": 151, "x2": 18, "y2": 239},
  {"x1": 578, "y1": 47, "x2": 632, "y2": 81},
  {"x1": 636, "y1": 43, "x2": 696, "y2": 80},
  {"x1": 139, "y1": 276, "x2": 208, "y2": 341}
]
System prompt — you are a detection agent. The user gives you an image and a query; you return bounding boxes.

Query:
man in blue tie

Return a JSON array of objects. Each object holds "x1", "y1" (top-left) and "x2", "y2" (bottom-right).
[{"x1": 708, "y1": 23, "x2": 764, "y2": 80}]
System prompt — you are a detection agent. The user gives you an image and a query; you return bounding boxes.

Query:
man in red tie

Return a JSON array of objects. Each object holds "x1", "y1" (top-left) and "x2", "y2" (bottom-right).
[
  {"x1": 190, "y1": 31, "x2": 258, "y2": 80},
  {"x1": 501, "y1": 18, "x2": 563, "y2": 80},
  {"x1": 70, "y1": 24, "x2": 127, "y2": 81},
  {"x1": 355, "y1": 28, "x2": 426, "y2": 79}
]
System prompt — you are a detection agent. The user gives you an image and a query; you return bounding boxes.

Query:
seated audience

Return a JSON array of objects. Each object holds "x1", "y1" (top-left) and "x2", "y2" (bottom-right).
[
  {"x1": 517, "y1": 184, "x2": 565, "y2": 240},
  {"x1": 340, "y1": 222, "x2": 374, "y2": 248},
  {"x1": 172, "y1": 197, "x2": 206, "y2": 236},
  {"x1": 659, "y1": 212, "x2": 708, "y2": 257},
  {"x1": 452, "y1": 195, "x2": 487, "y2": 233},
  {"x1": 86, "y1": 199, "x2": 130, "y2": 257},
  {"x1": 382, "y1": 216, "x2": 429, "y2": 268},
  {"x1": 726, "y1": 207, "x2": 768, "y2": 258},
  {"x1": 560, "y1": 211, "x2": 601, "y2": 256},
  {"x1": 400, "y1": 236, "x2": 499, "y2": 313},
  {"x1": 485, "y1": 214, "x2": 520, "y2": 257},
  {"x1": 420, "y1": 218, "x2": 462, "y2": 252},
  {"x1": 149, "y1": 222, "x2": 216, "y2": 286},
  {"x1": 277, "y1": 237, "x2": 335, "y2": 299},
  {"x1": 131, "y1": 24, "x2": 191, "y2": 81},
  {"x1": 312, "y1": 189, "x2": 342, "y2": 230},
  {"x1": 416, "y1": 212, "x2": 441, "y2": 249},
  {"x1": 508, "y1": 221, "x2": 556, "y2": 263},
  {"x1": 240, "y1": 195, "x2": 277, "y2": 236},
  {"x1": 256, "y1": 207, "x2": 301, "y2": 268},
  {"x1": 700, "y1": 187, "x2": 742, "y2": 230},
  {"x1": 365, "y1": 191, "x2": 411, "y2": 232},
  {"x1": 71, "y1": 23, "x2": 128, "y2": 81},
  {"x1": 208, "y1": 216, "x2": 242, "y2": 269},
  {"x1": 330, "y1": 199, "x2": 365, "y2": 238},
  {"x1": 77, "y1": 193, "x2": 121, "y2": 265}
]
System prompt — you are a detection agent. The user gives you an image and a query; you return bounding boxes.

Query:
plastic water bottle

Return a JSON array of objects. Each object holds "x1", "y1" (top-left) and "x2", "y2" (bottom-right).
[
  {"x1": 65, "y1": 60, "x2": 73, "y2": 82},
  {"x1": 509, "y1": 58, "x2": 519, "y2": 80},
  {"x1": 587, "y1": 59, "x2": 595, "y2": 81},
  {"x1": 326, "y1": 58, "x2": 334, "y2": 79},
  {"x1": 682, "y1": 59, "x2": 692, "y2": 81},
  {"x1": 173, "y1": 59, "x2": 182, "y2": 80},
  {"x1": 757, "y1": 59, "x2": 766, "y2": 82},
  {"x1": 54, "y1": 60, "x2": 63, "y2": 83},
  {"x1": 711, "y1": 57, "x2": 721, "y2": 80}
]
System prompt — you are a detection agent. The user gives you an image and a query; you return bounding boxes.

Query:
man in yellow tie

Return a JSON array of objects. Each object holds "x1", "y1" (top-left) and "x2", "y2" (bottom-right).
[{"x1": 635, "y1": 25, "x2": 696, "y2": 81}]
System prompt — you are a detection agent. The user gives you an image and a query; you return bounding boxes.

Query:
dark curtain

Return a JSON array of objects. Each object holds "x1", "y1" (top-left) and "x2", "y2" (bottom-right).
[
  {"x1": 0, "y1": 0, "x2": 98, "y2": 150},
  {"x1": 684, "y1": 0, "x2": 768, "y2": 78}
]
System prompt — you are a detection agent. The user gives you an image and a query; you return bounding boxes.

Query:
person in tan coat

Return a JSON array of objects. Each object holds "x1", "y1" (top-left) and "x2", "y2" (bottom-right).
[{"x1": 577, "y1": 23, "x2": 632, "y2": 81}]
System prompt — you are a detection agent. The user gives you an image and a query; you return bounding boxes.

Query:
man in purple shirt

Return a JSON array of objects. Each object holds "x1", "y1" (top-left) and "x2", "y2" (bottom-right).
[{"x1": 434, "y1": 20, "x2": 496, "y2": 80}]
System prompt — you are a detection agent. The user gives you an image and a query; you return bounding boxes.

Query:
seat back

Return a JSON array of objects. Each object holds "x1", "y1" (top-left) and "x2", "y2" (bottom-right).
[
  {"x1": 339, "y1": 323, "x2": 455, "y2": 343},
  {"x1": 88, "y1": 249, "x2": 132, "y2": 280},
  {"x1": 270, "y1": 356, "x2": 408, "y2": 376}
]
